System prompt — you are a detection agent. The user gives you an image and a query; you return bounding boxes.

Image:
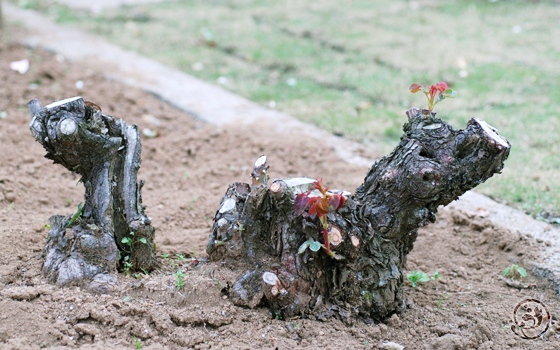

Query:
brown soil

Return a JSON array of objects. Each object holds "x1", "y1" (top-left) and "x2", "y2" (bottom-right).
[{"x1": 0, "y1": 39, "x2": 559, "y2": 350}]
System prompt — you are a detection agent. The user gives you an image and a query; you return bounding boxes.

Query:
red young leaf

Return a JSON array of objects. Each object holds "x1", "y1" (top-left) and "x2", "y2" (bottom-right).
[
  {"x1": 409, "y1": 83, "x2": 421, "y2": 93},
  {"x1": 313, "y1": 178, "x2": 322, "y2": 190},
  {"x1": 429, "y1": 85, "x2": 438, "y2": 100},
  {"x1": 328, "y1": 194, "x2": 346, "y2": 211},
  {"x1": 308, "y1": 202, "x2": 317, "y2": 219},
  {"x1": 316, "y1": 199, "x2": 330, "y2": 217},
  {"x1": 294, "y1": 192, "x2": 310, "y2": 215},
  {"x1": 313, "y1": 178, "x2": 329, "y2": 196},
  {"x1": 435, "y1": 82, "x2": 448, "y2": 92},
  {"x1": 339, "y1": 195, "x2": 346, "y2": 209},
  {"x1": 328, "y1": 195, "x2": 341, "y2": 211},
  {"x1": 305, "y1": 197, "x2": 321, "y2": 219}
]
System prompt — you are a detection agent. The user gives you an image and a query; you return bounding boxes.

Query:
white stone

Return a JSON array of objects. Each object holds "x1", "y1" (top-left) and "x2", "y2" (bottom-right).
[
  {"x1": 382, "y1": 342, "x2": 404, "y2": 350},
  {"x1": 9, "y1": 59, "x2": 29, "y2": 74}
]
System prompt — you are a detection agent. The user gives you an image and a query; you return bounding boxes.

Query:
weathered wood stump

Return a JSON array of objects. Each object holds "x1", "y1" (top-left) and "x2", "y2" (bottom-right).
[
  {"x1": 28, "y1": 97, "x2": 156, "y2": 292},
  {"x1": 208, "y1": 108, "x2": 510, "y2": 321}
]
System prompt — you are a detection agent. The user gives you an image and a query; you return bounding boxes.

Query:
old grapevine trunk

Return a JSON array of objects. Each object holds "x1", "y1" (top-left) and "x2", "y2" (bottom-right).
[
  {"x1": 208, "y1": 108, "x2": 510, "y2": 321},
  {"x1": 28, "y1": 97, "x2": 156, "y2": 292}
]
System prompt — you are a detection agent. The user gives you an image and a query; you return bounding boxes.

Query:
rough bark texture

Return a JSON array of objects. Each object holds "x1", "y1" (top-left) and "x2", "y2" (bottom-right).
[
  {"x1": 207, "y1": 108, "x2": 510, "y2": 321},
  {"x1": 28, "y1": 96, "x2": 156, "y2": 292}
]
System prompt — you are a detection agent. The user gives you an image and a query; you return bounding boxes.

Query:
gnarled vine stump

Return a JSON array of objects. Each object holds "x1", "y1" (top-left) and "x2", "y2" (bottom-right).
[
  {"x1": 28, "y1": 97, "x2": 156, "y2": 292},
  {"x1": 208, "y1": 108, "x2": 510, "y2": 321}
]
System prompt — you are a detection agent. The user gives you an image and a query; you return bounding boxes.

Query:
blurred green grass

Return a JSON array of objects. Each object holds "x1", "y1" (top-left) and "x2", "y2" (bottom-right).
[{"x1": 13, "y1": 0, "x2": 560, "y2": 221}]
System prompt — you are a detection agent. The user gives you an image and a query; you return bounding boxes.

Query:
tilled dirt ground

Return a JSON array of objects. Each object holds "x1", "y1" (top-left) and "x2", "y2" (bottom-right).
[{"x1": 1, "y1": 38, "x2": 560, "y2": 350}]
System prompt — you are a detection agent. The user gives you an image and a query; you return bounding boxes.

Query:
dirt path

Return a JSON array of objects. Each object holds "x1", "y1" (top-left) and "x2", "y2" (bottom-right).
[{"x1": 1, "y1": 41, "x2": 559, "y2": 349}]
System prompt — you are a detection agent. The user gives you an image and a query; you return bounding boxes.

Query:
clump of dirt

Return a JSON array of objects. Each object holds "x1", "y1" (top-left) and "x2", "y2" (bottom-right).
[{"x1": 1, "y1": 39, "x2": 559, "y2": 349}]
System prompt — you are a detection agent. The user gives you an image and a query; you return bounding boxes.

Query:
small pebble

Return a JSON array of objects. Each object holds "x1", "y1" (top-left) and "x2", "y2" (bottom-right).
[{"x1": 5, "y1": 192, "x2": 16, "y2": 202}]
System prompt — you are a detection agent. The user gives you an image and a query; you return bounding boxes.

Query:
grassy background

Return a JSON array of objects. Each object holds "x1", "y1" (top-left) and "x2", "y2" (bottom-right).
[{"x1": 12, "y1": 0, "x2": 560, "y2": 221}]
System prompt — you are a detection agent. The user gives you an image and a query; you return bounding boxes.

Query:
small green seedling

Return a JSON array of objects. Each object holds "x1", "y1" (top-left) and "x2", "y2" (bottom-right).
[
  {"x1": 121, "y1": 231, "x2": 148, "y2": 275},
  {"x1": 65, "y1": 202, "x2": 83, "y2": 227},
  {"x1": 432, "y1": 271, "x2": 440, "y2": 280},
  {"x1": 502, "y1": 264, "x2": 527, "y2": 280},
  {"x1": 437, "y1": 293, "x2": 448, "y2": 311},
  {"x1": 161, "y1": 254, "x2": 170, "y2": 260},
  {"x1": 174, "y1": 270, "x2": 187, "y2": 289},
  {"x1": 407, "y1": 271, "x2": 430, "y2": 288},
  {"x1": 134, "y1": 336, "x2": 142, "y2": 349},
  {"x1": 122, "y1": 256, "x2": 133, "y2": 276}
]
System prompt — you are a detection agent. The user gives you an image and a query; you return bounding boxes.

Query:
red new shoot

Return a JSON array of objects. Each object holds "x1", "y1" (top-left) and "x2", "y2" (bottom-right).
[
  {"x1": 294, "y1": 179, "x2": 346, "y2": 256},
  {"x1": 409, "y1": 82, "x2": 457, "y2": 111}
]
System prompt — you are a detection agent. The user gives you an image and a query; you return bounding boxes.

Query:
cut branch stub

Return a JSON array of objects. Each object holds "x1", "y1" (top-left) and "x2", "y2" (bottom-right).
[
  {"x1": 208, "y1": 109, "x2": 510, "y2": 321},
  {"x1": 251, "y1": 155, "x2": 269, "y2": 188},
  {"x1": 28, "y1": 97, "x2": 157, "y2": 292}
]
